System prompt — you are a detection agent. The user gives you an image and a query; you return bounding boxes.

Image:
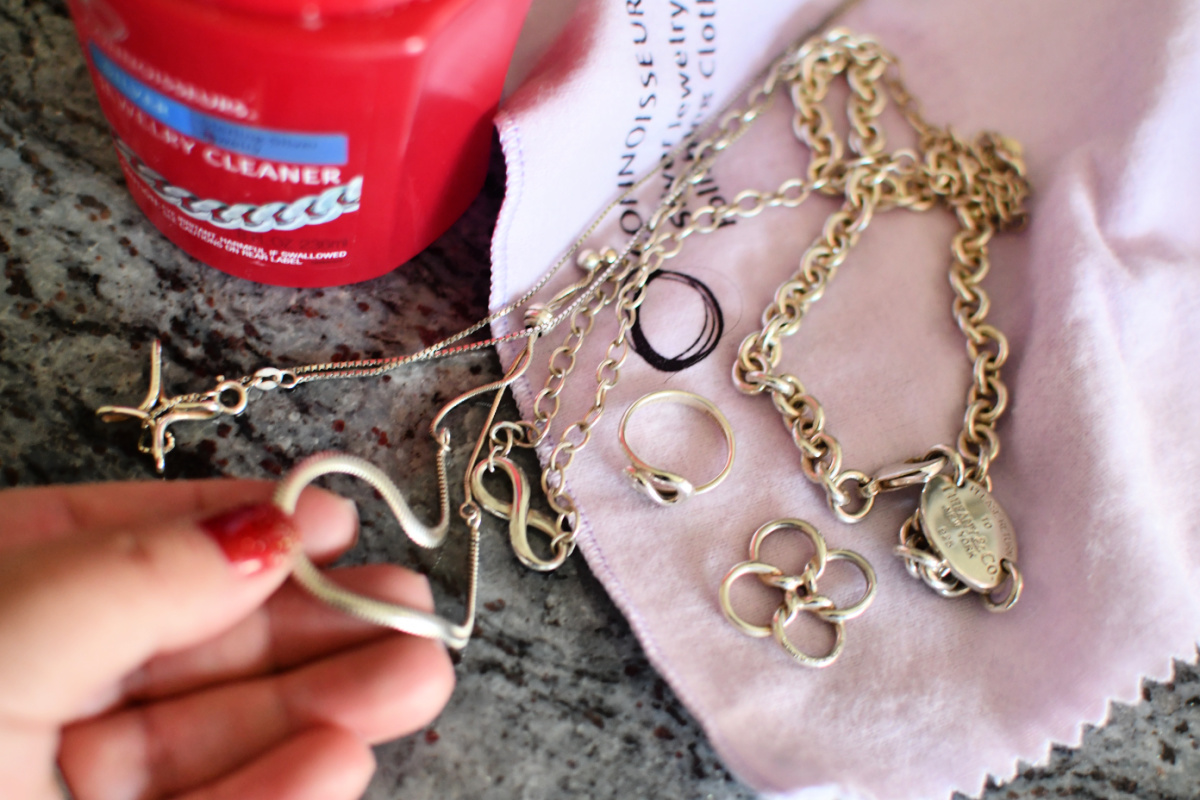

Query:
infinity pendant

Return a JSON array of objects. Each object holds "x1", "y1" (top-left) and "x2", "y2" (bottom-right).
[{"x1": 470, "y1": 456, "x2": 574, "y2": 572}]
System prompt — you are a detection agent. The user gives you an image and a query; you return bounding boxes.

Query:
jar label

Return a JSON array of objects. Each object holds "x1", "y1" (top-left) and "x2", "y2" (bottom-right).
[
  {"x1": 91, "y1": 44, "x2": 348, "y2": 165},
  {"x1": 86, "y1": 39, "x2": 362, "y2": 280}
]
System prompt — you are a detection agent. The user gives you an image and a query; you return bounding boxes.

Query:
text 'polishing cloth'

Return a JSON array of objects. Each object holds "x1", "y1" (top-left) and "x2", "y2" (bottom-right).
[{"x1": 489, "y1": 1, "x2": 1200, "y2": 798}]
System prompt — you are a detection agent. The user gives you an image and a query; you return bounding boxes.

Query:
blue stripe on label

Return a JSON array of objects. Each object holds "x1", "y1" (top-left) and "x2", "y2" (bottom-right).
[{"x1": 90, "y1": 44, "x2": 348, "y2": 166}]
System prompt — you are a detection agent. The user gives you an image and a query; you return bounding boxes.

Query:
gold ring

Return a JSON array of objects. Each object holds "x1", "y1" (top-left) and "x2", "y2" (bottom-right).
[{"x1": 618, "y1": 389, "x2": 735, "y2": 505}]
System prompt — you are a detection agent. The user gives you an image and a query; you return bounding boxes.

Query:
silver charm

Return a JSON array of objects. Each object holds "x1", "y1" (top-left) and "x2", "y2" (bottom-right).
[
  {"x1": 918, "y1": 475, "x2": 1017, "y2": 593},
  {"x1": 96, "y1": 339, "x2": 289, "y2": 472}
]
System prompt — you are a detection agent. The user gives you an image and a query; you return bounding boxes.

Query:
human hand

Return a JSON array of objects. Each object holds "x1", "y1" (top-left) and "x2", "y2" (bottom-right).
[{"x1": 0, "y1": 479, "x2": 456, "y2": 800}]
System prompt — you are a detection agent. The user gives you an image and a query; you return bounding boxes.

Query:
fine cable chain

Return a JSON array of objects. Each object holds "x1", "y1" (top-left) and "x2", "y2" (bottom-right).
[{"x1": 95, "y1": 142, "x2": 685, "y2": 473}]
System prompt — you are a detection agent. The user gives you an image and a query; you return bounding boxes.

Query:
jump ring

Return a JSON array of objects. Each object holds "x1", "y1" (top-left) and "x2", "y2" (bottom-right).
[
  {"x1": 213, "y1": 380, "x2": 249, "y2": 415},
  {"x1": 719, "y1": 560, "x2": 782, "y2": 638},
  {"x1": 771, "y1": 601, "x2": 846, "y2": 668},
  {"x1": 813, "y1": 549, "x2": 877, "y2": 622},
  {"x1": 894, "y1": 543, "x2": 945, "y2": 573},
  {"x1": 982, "y1": 558, "x2": 1023, "y2": 612},
  {"x1": 618, "y1": 390, "x2": 736, "y2": 505},
  {"x1": 828, "y1": 469, "x2": 876, "y2": 523},
  {"x1": 747, "y1": 518, "x2": 828, "y2": 588}
]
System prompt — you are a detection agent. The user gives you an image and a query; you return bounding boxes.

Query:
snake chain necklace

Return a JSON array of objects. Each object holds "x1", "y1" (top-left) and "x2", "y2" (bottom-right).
[{"x1": 96, "y1": 23, "x2": 1029, "y2": 648}]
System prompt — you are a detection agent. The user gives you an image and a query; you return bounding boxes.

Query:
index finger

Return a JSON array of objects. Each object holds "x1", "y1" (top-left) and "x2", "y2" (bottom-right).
[{"x1": 0, "y1": 480, "x2": 357, "y2": 562}]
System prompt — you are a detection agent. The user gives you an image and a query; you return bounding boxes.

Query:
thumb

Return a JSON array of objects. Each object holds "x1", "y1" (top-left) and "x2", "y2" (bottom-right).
[{"x1": 0, "y1": 494, "x2": 343, "y2": 726}]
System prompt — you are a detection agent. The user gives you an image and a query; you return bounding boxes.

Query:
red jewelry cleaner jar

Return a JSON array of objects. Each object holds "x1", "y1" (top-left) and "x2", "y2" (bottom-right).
[{"x1": 67, "y1": 0, "x2": 532, "y2": 286}]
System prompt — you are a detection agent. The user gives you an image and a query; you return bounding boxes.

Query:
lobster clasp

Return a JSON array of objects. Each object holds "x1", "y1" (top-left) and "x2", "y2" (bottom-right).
[{"x1": 869, "y1": 446, "x2": 966, "y2": 496}]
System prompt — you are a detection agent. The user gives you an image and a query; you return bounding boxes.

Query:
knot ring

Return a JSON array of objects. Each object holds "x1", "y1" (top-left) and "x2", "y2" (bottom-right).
[{"x1": 618, "y1": 389, "x2": 735, "y2": 505}]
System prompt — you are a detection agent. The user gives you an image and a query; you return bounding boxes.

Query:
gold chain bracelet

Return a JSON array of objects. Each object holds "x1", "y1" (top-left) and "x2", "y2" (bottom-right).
[{"x1": 724, "y1": 31, "x2": 1028, "y2": 609}]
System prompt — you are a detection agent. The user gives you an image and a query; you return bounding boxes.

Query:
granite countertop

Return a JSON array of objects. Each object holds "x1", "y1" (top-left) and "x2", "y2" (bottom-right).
[{"x1": 1, "y1": 2, "x2": 1197, "y2": 798}]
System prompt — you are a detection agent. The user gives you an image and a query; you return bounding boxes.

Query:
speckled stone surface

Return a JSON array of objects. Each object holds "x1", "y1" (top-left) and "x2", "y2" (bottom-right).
[{"x1": 1, "y1": 3, "x2": 1197, "y2": 799}]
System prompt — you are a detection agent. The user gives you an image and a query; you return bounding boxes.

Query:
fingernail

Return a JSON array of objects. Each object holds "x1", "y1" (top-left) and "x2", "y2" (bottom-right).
[{"x1": 198, "y1": 504, "x2": 299, "y2": 576}]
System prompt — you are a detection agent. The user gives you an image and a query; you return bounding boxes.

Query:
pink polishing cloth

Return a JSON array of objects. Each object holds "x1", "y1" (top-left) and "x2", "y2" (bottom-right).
[{"x1": 489, "y1": 1, "x2": 1200, "y2": 798}]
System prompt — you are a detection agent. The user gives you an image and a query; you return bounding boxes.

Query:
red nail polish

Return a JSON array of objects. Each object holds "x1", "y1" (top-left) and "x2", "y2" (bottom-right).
[{"x1": 198, "y1": 504, "x2": 299, "y2": 576}]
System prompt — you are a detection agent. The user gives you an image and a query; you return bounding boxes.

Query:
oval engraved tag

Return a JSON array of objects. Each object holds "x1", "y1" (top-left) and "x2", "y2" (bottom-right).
[{"x1": 918, "y1": 475, "x2": 1017, "y2": 592}]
